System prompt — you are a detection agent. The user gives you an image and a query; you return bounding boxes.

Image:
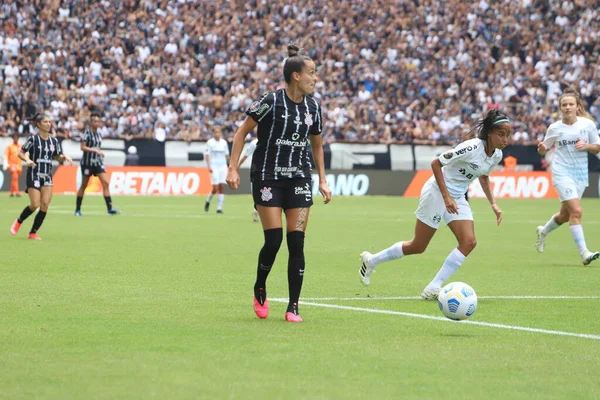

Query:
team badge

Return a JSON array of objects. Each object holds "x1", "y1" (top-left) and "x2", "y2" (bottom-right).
[
  {"x1": 260, "y1": 187, "x2": 273, "y2": 202},
  {"x1": 49, "y1": 144, "x2": 55, "y2": 152},
  {"x1": 433, "y1": 214, "x2": 442, "y2": 223},
  {"x1": 443, "y1": 152, "x2": 453, "y2": 159},
  {"x1": 304, "y1": 112, "x2": 313, "y2": 127},
  {"x1": 249, "y1": 101, "x2": 261, "y2": 113},
  {"x1": 34, "y1": 180, "x2": 40, "y2": 188}
]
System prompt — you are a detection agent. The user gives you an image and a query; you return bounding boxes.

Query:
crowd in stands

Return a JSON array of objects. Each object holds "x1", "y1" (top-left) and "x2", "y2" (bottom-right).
[{"x1": 0, "y1": 0, "x2": 599, "y2": 146}]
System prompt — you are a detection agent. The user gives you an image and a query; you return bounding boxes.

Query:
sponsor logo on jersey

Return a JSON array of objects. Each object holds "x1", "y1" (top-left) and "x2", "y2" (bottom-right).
[{"x1": 443, "y1": 152, "x2": 453, "y2": 159}]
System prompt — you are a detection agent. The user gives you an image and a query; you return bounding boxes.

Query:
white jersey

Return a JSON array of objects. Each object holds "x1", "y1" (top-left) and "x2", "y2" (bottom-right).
[
  {"x1": 205, "y1": 138, "x2": 229, "y2": 168},
  {"x1": 543, "y1": 117, "x2": 599, "y2": 185},
  {"x1": 428, "y1": 138, "x2": 503, "y2": 199},
  {"x1": 243, "y1": 139, "x2": 258, "y2": 158}
]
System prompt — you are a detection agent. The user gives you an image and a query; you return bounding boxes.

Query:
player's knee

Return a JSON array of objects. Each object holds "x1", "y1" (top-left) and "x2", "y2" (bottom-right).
[
  {"x1": 569, "y1": 207, "x2": 582, "y2": 220},
  {"x1": 287, "y1": 231, "x2": 305, "y2": 258},
  {"x1": 262, "y1": 228, "x2": 283, "y2": 254},
  {"x1": 460, "y1": 237, "x2": 477, "y2": 253},
  {"x1": 406, "y1": 239, "x2": 428, "y2": 254}
]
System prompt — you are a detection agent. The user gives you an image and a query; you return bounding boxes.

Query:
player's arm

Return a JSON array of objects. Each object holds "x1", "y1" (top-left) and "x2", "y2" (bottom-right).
[
  {"x1": 226, "y1": 118, "x2": 258, "y2": 189},
  {"x1": 205, "y1": 153, "x2": 212, "y2": 172},
  {"x1": 80, "y1": 139, "x2": 104, "y2": 157},
  {"x1": 309, "y1": 133, "x2": 332, "y2": 204},
  {"x1": 575, "y1": 129, "x2": 600, "y2": 154},
  {"x1": 54, "y1": 143, "x2": 73, "y2": 164},
  {"x1": 228, "y1": 118, "x2": 257, "y2": 171},
  {"x1": 18, "y1": 149, "x2": 35, "y2": 167},
  {"x1": 537, "y1": 126, "x2": 555, "y2": 155},
  {"x1": 478, "y1": 175, "x2": 502, "y2": 225}
]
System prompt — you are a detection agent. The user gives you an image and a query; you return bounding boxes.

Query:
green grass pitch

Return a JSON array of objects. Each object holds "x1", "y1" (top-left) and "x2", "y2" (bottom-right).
[{"x1": 1, "y1": 194, "x2": 599, "y2": 399}]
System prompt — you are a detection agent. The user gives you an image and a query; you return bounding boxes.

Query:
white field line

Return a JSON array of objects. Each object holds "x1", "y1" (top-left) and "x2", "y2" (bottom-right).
[
  {"x1": 269, "y1": 298, "x2": 600, "y2": 341},
  {"x1": 1, "y1": 209, "x2": 598, "y2": 225},
  {"x1": 281, "y1": 296, "x2": 600, "y2": 301}
]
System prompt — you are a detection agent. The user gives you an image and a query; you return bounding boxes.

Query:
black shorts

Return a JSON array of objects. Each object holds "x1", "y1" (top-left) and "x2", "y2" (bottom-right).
[
  {"x1": 252, "y1": 178, "x2": 313, "y2": 210},
  {"x1": 26, "y1": 174, "x2": 53, "y2": 192},
  {"x1": 81, "y1": 165, "x2": 106, "y2": 176}
]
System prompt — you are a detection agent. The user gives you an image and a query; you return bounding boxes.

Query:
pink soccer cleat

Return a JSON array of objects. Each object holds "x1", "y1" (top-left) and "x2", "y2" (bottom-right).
[
  {"x1": 285, "y1": 312, "x2": 303, "y2": 323},
  {"x1": 10, "y1": 220, "x2": 21, "y2": 236},
  {"x1": 253, "y1": 289, "x2": 269, "y2": 319},
  {"x1": 28, "y1": 233, "x2": 42, "y2": 240},
  {"x1": 285, "y1": 303, "x2": 302, "y2": 322}
]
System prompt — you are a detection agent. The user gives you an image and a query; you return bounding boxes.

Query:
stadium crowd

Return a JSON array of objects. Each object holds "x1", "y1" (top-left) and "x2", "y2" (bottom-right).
[{"x1": 0, "y1": 0, "x2": 599, "y2": 145}]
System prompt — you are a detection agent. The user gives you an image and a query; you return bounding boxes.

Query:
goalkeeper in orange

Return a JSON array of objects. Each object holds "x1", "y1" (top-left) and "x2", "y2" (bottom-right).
[{"x1": 4, "y1": 134, "x2": 23, "y2": 197}]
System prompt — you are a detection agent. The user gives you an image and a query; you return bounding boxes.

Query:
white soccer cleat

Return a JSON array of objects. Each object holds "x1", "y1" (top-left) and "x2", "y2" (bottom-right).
[
  {"x1": 420, "y1": 285, "x2": 441, "y2": 300},
  {"x1": 359, "y1": 251, "x2": 375, "y2": 286},
  {"x1": 535, "y1": 226, "x2": 546, "y2": 253},
  {"x1": 582, "y1": 250, "x2": 600, "y2": 266}
]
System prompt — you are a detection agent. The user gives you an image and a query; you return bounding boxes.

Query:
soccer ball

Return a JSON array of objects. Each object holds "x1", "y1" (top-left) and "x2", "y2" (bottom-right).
[{"x1": 437, "y1": 282, "x2": 478, "y2": 321}]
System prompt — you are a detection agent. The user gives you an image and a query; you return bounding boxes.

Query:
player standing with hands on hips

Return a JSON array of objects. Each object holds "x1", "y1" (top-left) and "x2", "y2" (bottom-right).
[
  {"x1": 536, "y1": 87, "x2": 600, "y2": 265},
  {"x1": 226, "y1": 44, "x2": 332, "y2": 322}
]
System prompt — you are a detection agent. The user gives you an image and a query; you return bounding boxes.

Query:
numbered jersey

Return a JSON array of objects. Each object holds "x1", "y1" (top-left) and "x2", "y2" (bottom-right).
[{"x1": 429, "y1": 138, "x2": 503, "y2": 199}]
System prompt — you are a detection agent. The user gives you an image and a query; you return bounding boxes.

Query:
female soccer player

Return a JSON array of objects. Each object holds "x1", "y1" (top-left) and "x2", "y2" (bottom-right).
[
  {"x1": 359, "y1": 110, "x2": 511, "y2": 299},
  {"x1": 204, "y1": 126, "x2": 230, "y2": 214},
  {"x1": 4, "y1": 133, "x2": 23, "y2": 197},
  {"x1": 536, "y1": 88, "x2": 600, "y2": 265},
  {"x1": 226, "y1": 45, "x2": 332, "y2": 322},
  {"x1": 10, "y1": 113, "x2": 73, "y2": 240},
  {"x1": 75, "y1": 113, "x2": 120, "y2": 216}
]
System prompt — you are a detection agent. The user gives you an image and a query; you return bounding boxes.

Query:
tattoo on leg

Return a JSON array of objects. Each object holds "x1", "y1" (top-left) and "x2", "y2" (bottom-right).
[{"x1": 295, "y1": 208, "x2": 308, "y2": 231}]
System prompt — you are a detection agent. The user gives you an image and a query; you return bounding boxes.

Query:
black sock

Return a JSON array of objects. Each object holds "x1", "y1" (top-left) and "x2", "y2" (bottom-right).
[
  {"x1": 76, "y1": 196, "x2": 83, "y2": 211},
  {"x1": 104, "y1": 196, "x2": 112, "y2": 211},
  {"x1": 286, "y1": 231, "x2": 306, "y2": 313},
  {"x1": 18, "y1": 206, "x2": 35, "y2": 223},
  {"x1": 30, "y1": 211, "x2": 47, "y2": 234},
  {"x1": 254, "y1": 228, "x2": 283, "y2": 303}
]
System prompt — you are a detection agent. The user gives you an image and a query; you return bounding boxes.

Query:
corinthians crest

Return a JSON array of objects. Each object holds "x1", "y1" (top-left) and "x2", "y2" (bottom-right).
[{"x1": 304, "y1": 112, "x2": 313, "y2": 127}]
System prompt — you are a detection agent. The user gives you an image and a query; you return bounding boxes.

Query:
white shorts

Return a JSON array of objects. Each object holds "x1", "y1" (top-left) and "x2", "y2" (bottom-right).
[
  {"x1": 414, "y1": 181, "x2": 473, "y2": 229},
  {"x1": 554, "y1": 178, "x2": 586, "y2": 202},
  {"x1": 210, "y1": 166, "x2": 227, "y2": 185}
]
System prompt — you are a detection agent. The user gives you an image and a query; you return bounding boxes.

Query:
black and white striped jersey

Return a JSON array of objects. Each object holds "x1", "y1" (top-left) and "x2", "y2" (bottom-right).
[
  {"x1": 21, "y1": 134, "x2": 63, "y2": 179},
  {"x1": 80, "y1": 128, "x2": 103, "y2": 167},
  {"x1": 246, "y1": 89, "x2": 322, "y2": 181}
]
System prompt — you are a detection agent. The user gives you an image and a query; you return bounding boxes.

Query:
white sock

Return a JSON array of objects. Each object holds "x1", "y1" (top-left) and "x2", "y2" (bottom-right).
[
  {"x1": 217, "y1": 194, "x2": 224, "y2": 210},
  {"x1": 206, "y1": 193, "x2": 214, "y2": 203},
  {"x1": 541, "y1": 215, "x2": 561, "y2": 236},
  {"x1": 429, "y1": 248, "x2": 466, "y2": 288},
  {"x1": 368, "y1": 242, "x2": 404, "y2": 267},
  {"x1": 569, "y1": 225, "x2": 587, "y2": 256}
]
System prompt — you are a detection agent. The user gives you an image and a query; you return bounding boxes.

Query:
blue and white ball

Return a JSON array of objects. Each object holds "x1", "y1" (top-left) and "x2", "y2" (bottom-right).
[{"x1": 437, "y1": 282, "x2": 478, "y2": 321}]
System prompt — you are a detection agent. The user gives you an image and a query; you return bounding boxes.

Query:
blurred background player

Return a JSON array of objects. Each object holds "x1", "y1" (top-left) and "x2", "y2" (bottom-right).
[
  {"x1": 359, "y1": 110, "x2": 510, "y2": 299},
  {"x1": 4, "y1": 133, "x2": 23, "y2": 197},
  {"x1": 536, "y1": 88, "x2": 600, "y2": 265},
  {"x1": 239, "y1": 137, "x2": 259, "y2": 222},
  {"x1": 75, "y1": 113, "x2": 120, "y2": 216},
  {"x1": 226, "y1": 45, "x2": 332, "y2": 322},
  {"x1": 204, "y1": 126, "x2": 230, "y2": 214},
  {"x1": 10, "y1": 113, "x2": 73, "y2": 240}
]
